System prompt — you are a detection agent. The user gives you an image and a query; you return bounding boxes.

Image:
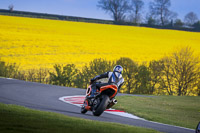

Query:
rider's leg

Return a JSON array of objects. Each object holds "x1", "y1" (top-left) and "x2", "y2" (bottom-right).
[
  {"x1": 89, "y1": 84, "x2": 97, "y2": 98},
  {"x1": 89, "y1": 83, "x2": 109, "y2": 98}
]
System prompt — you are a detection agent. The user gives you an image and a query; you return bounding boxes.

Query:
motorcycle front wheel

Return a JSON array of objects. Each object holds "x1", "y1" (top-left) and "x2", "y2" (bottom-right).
[
  {"x1": 81, "y1": 100, "x2": 88, "y2": 114},
  {"x1": 92, "y1": 95, "x2": 109, "y2": 116}
]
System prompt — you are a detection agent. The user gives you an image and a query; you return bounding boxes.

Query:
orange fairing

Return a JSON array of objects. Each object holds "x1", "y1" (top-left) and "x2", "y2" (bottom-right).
[{"x1": 100, "y1": 85, "x2": 118, "y2": 98}]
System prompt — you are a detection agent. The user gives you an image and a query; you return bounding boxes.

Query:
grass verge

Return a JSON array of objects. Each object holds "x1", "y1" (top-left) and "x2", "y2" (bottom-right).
[
  {"x1": 0, "y1": 103, "x2": 160, "y2": 133},
  {"x1": 115, "y1": 95, "x2": 200, "y2": 129}
]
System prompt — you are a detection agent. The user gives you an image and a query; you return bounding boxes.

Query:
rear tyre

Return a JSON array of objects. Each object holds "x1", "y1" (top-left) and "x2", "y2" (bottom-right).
[{"x1": 93, "y1": 95, "x2": 109, "y2": 116}]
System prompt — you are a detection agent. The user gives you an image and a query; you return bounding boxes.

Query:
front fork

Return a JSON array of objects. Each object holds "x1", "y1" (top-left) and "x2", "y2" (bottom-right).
[{"x1": 82, "y1": 98, "x2": 91, "y2": 111}]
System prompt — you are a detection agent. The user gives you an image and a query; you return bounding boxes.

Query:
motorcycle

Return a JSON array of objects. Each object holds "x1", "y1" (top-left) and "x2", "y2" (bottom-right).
[{"x1": 81, "y1": 82, "x2": 118, "y2": 116}]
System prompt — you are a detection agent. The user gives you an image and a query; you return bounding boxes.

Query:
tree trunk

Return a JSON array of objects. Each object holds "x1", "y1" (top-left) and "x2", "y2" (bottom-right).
[
  {"x1": 178, "y1": 86, "x2": 182, "y2": 96},
  {"x1": 127, "y1": 80, "x2": 131, "y2": 94}
]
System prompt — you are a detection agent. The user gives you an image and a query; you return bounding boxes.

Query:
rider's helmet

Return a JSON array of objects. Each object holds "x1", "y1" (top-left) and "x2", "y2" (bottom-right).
[{"x1": 113, "y1": 65, "x2": 123, "y2": 74}]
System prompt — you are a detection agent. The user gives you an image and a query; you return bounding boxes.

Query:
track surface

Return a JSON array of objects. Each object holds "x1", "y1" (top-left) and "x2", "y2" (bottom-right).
[{"x1": 0, "y1": 78, "x2": 195, "y2": 133}]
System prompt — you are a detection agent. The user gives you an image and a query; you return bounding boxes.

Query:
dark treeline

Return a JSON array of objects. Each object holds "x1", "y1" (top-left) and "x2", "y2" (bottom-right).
[
  {"x1": 0, "y1": 9, "x2": 113, "y2": 24},
  {"x1": 0, "y1": 7, "x2": 199, "y2": 32},
  {"x1": 0, "y1": 61, "x2": 49, "y2": 84},
  {"x1": 1, "y1": 47, "x2": 200, "y2": 96}
]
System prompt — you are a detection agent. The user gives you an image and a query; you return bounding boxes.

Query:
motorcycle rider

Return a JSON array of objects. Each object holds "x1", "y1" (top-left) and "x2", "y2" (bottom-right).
[{"x1": 88, "y1": 65, "x2": 124, "y2": 104}]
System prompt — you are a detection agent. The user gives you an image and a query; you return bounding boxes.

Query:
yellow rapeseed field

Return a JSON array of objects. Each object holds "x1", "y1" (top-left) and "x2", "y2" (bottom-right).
[{"x1": 0, "y1": 15, "x2": 200, "y2": 70}]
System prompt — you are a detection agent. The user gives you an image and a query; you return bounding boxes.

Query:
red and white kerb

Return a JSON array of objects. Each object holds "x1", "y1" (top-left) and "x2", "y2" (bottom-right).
[{"x1": 59, "y1": 95, "x2": 143, "y2": 119}]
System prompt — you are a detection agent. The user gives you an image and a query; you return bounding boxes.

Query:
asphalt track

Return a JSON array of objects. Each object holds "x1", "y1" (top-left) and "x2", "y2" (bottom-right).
[{"x1": 0, "y1": 78, "x2": 195, "y2": 133}]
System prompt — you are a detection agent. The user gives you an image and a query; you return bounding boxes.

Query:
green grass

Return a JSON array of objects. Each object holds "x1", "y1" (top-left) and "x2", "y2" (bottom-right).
[
  {"x1": 0, "y1": 103, "x2": 160, "y2": 133},
  {"x1": 115, "y1": 95, "x2": 200, "y2": 129}
]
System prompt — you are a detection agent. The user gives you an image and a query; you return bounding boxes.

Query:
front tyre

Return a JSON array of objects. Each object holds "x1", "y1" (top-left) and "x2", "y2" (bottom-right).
[
  {"x1": 81, "y1": 101, "x2": 88, "y2": 114},
  {"x1": 93, "y1": 95, "x2": 109, "y2": 116},
  {"x1": 81, "y1": 105, "x2": 87, "y2": 114}
]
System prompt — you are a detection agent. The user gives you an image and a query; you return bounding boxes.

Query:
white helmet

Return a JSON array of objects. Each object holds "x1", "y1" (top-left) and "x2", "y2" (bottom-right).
[{"x1": 113, "y1": 65, "x2": 123, "y2": 74}]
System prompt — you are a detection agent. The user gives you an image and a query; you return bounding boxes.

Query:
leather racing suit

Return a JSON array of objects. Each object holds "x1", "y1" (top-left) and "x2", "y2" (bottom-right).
[{"x1": 90, "y1": 71, "x2": 124, "y2": 97}]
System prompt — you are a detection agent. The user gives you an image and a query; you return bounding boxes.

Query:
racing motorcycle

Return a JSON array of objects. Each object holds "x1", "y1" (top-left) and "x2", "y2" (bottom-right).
[{"x1": 81, "y1": 82, "x2": 118, "y2": 116}]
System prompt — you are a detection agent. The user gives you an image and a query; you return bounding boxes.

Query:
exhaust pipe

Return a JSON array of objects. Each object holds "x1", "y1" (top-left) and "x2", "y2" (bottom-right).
[
  {"x1": 107, "y1": 99, "x2": 118, "y2": 109},
  {"x1": 113, "y1": 99, "x2": 117, "y2": 104}
]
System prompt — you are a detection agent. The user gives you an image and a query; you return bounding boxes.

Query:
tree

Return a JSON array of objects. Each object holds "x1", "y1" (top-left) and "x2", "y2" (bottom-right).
[
  {"x1": 74, "y1": 58, "x2": 114, "y2": 89},
  {"x1": 129, "y1": 0, "x2": 144, "y2": 24},
  {"x1": 170, "y1": 47, "x2": 199, "y2": 96},
  {"x1": 97, "y1": 0, "x2": 130, "y2": 22},
  {"x1": 193, "y1": 21, "x2": 200, "y2": 31},
  {"x1": 146, "y1": 15, "x2": 156, "y2": 26},
  {"x1": 116, "y1": 57, "x2": 137, "y2": 94},
  {"x1": 161, "y1": 57, "x2": 175, "y2": 95},
  {"x1": 0, "y1": 60, "x2": 19, "y2": 78},
  {"x1": 75, "y1": 65, "x2": 91, "y2": 89},
  {"x1": 149, "y1": 0, "x2": 177, "y2": 26},
  {"x1": 160, "y1": 47, "x2": 200, "y2": 96},
  {"x1": 184, "y1": 12, "x2": 199, "y2": 26},
  {"x1": 27, "y1": 69, "x2": 37, "y2": 82},
  {"x1": 0, "y1": 61, "x2": 7, "y2": 77},
  {"x1": 174, "y1": 19, "x2": 183, "y2": 28},
  {"x1": 196, "y1": 71, "x2": 200, "y2": 96},
  {"x1": 64, "y1": 64, "x2": 79, "y2": 87},
  {"x1": 149, "y1": 60, "x2": 164, "y2": 94},
  {"x1": 88, "y1": 58, "x2": 114, "y2": 76},
  {"x1": 134, "y1": 64, "x2": 151, "y2": 94},
  {"x1": 164, "y1": 11, "x2": 177, "y2": 26},
  {"x1": 49, "y1": 64, "x2": 78, "y2": 87},
  {"x1": 74, "y1": 72, "x2": 85, "y2": 89},
  {"x1": 8, "y1": 4, "x2": 14, "y2": 12},
  {"x1": 36, "y1": 68, "x2": 48, "y2": 83}
]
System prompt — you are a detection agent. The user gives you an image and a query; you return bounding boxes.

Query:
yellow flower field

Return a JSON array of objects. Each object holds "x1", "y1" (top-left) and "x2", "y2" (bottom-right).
[{"x1": 0, "y1": 15, "x2": 200, "y2": 70}]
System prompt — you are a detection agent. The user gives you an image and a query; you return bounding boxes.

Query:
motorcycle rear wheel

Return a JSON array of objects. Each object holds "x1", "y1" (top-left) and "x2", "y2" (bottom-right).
[{"x1": 93, "y1": 95, "x2": 109, "y2": 116}]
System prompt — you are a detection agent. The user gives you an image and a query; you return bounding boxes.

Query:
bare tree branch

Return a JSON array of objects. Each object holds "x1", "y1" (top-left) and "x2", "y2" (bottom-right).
[
  {"x1": 149, "y1": 0, "x2": 177, "y2": 26},
  {"x1": 184, "y1": 12, "x2": 199, "y2": 26},
  {"x1": 130, "y1": 0, "x2": 144, "y2": 24},
  {"x1": 97, "y1": 0, "x2": 130, "y2": 22}
]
